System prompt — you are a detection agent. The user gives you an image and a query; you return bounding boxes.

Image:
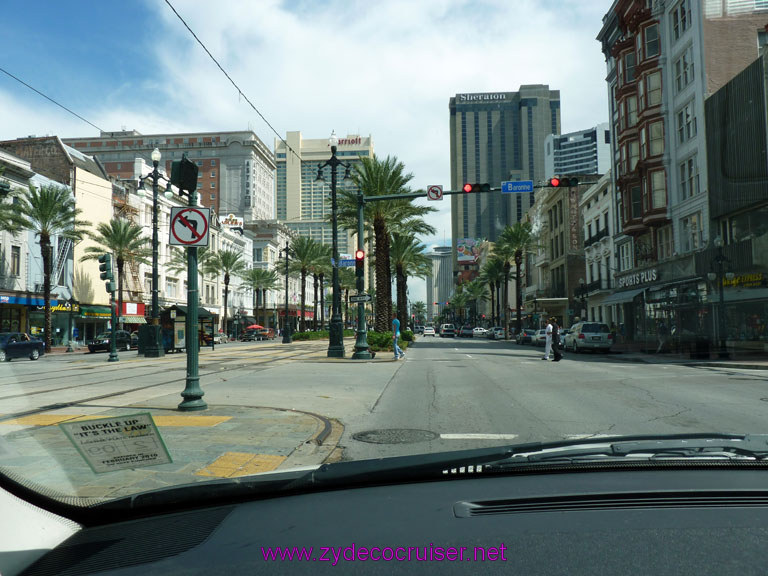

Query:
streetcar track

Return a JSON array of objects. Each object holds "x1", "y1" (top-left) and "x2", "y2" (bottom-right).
[{"x1": 0, "y1": 349, "x2": 309, "y2": 422}]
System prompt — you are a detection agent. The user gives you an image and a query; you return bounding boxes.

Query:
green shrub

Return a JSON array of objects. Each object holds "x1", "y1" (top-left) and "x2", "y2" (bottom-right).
[
  {"x1": 288, "y1": 329, "x2": 355, "y2": 341},
  {"x1": 366, "y1": 330, "x2": 409, "y2": 352}
]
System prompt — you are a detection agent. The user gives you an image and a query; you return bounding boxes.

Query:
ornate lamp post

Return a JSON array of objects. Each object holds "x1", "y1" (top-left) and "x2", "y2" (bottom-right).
[
  {"x1": 707, "y1": 236, "x2": 734, "y2": 359},
  {"x1": 281, "y1": 243, "x2": 292, "y2": 344},
  {"x1": 137, "y1": 148, "x2": 172, "y2": 358},
  {"x1": 315, "y1": 131, "x2": 352, "y2": 358}
]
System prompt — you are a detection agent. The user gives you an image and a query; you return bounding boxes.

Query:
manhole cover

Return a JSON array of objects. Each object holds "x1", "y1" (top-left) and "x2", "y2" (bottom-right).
[{"x1": 352, "y1": 428, "x2": 439, "y2": 444}]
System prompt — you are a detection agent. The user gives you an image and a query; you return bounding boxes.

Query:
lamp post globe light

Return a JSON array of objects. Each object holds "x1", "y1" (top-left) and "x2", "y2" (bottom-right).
[
  {"x1": 708, "y1": 236, "x2": 735, "y2": 359},
  {"x1": 315, "y1": 131, "x2": 352, "y2": 358},
  {"x1": 137, "y1": 148, "x2": 174, "y2": 358}
]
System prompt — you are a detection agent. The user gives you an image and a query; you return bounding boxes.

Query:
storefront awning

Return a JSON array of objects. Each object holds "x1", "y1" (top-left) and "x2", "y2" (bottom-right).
[
  {"x1": 80, "y1": 305, "x2": 112, "y2": 318},
  {"x1": 165, "y1": 305, "x2": 213, "y2": 319},
  {"x1": 120, "y1": 316, "x2": 147, "y2": 324},
  {"x1": 600, "y1": 287, "x2": 647, "y2": 306}
]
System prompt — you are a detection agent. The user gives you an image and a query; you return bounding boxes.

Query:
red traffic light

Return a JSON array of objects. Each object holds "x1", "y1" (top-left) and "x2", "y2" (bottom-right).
[
  {"x1": 355, "y1": 249, "x2": 365, "y2": 260},
  {"x1": 548, "y1": 176, "x2": 579, "y2": 187},
  {"x1": 463, "y1": 183, "x2": 491, "y2": 193},
  {"x1": 463, "y1": 183, "x2": 473, "y2": 193},
  {"x1": 549, "y1": 177, "x2": 560, "y2": 187}
]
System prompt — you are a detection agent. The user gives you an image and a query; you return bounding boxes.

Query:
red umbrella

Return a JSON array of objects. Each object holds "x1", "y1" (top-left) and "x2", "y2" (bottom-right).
[{"x1": 246, "y1": 324, "x2": 264, "y2": 330}]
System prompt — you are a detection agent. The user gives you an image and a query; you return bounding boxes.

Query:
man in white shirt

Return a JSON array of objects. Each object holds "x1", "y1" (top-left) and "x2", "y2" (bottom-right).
[{"x1": 543, "y1": 319, "x2": 553, "y2": 360}]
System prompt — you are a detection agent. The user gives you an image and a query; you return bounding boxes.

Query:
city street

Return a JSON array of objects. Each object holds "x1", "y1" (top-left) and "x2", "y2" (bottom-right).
[{"x1": 2, "y1": 337, "x2": 767, "y2": 480}]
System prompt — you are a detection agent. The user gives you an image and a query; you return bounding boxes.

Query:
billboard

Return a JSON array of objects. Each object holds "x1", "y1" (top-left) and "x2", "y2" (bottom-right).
[{"x1": 457, "y1": 238, "x2": 483, "y2": 263}]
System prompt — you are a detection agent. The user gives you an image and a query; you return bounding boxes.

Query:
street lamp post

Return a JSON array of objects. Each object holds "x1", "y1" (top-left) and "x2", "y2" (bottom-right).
[
  {"x1": 316, "y1": 131, "x2": 352, "y2": 358},
  {"x1": 281, "y1": 243, "x2": 292, "y2": 344},
  {"x1": 66, "y1": 297, "x2": 77, "y2": 352},
  {"x1": 578, "y1": 277, "x2": 587, "y2": 322},
  {"x1": 137, "y1": 147, "x2": 171, "y2": 358},
  {"x1": 708, "y1": 236, "x2": 734, "y2": 359}
]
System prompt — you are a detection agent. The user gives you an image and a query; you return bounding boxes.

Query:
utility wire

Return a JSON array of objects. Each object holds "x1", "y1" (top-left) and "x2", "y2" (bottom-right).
[
  {"x1": 0, "y1": 66, "x2": 104, "y2": 133},
  {"x1": 163, "y1": 0, "x2": 302, "y2": 163}
]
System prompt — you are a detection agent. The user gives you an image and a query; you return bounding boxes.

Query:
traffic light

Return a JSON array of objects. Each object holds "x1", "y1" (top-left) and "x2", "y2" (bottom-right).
[
  {"x1": 548, "y1": 176, "x2": 579, "y2": 187},
  {"x1": 355, "y1": 249, "x2": 365, "y2": 274},
  {"x1": 171, "y1": 154, "x2": 199, "y2": 193},
  {"x1": 462, "y1": 183, "x2": 491, "y2": 193},
  {"x1": 98, "y1": 254, "x2": 115, "y2": 294}
]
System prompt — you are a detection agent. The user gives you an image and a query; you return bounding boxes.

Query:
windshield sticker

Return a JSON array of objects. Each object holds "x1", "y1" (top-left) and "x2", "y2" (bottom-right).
[{"x1": 59, "y1": 413, "x2": 172, "y2": 474}]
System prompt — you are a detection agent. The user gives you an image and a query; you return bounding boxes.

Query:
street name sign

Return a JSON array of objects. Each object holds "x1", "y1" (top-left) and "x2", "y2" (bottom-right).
[
  {"x1": 170, "y1": 207, "x2": 210, "y2": 247},
  {"x1": 332, "y1": 258, "x2": 356, "y2": 267},
  {"x1": 501, "y1": 180, "x2": 534, "y2": 194},
  {"x1": 350, "y1": 293, "x2": 372, "y2": 303}
]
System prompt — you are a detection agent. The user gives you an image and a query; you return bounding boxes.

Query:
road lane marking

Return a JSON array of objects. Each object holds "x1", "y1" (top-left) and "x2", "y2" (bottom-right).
[
  {"x1": 440, "y1": 433, "x2": 518, "y2": 440},
  {"x1": 466, "y1": 354, "x2": 473, "y2": 359}
]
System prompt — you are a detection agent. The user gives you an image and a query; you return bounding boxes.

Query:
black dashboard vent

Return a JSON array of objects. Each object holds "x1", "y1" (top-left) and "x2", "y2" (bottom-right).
[
  {"x1": 21, "y1": 505, "x2": 233, "y2": 576},
  {"x1": 454, "y1": 491, "x2": 768, "y2": 518}
]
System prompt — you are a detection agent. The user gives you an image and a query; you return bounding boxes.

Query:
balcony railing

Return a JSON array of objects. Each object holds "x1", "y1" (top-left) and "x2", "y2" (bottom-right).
[{"x1": 583, "y1": 228, "x2": 610, "y2": 248}]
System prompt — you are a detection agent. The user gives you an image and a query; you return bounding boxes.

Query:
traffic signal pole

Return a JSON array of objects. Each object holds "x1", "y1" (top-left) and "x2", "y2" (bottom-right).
[{"x1": 352, "y1": 189, "x2": 371, "y2": 360}]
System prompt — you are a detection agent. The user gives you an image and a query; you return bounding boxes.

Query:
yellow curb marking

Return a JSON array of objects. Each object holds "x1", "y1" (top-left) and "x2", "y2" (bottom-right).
[
  {"x1": 0, "y1": 414, "x2": 232, "y2": 427},
  {"x1": 195, "y1": 452, "x2": 286, "y2": 478}
]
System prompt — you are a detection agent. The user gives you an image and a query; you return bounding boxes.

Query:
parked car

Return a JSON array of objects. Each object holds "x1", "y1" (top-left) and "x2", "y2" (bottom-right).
[
  {"x1": 564, "y1": 322, "x2": 613, "y2": 353},
  {"x1": 0, "y1": 332, "x2": 45, "y2": 361},
  {"x1": 439, "y1": 324, "x2": 456, "y2": 338},
  {"x1": 485, "y1": 326, "x2": 502, "y2": 339},
  {"x1": 493, "y1": 327, "x2": 506, "y2": 339},
  {"x1": 473, "y1": 327, "x2": 487, "y2": 337},
  {"x1": 413, "y1": 325, "x2": 424, "y2": 335},
  {"x1": 459, "y1": 325, "x2": 474, "y2": 338},
  {"x1": 532, "y1": 329, "x2": 548, "y2": 346},
  {"x1": 253, "y1": 327, "x2": 275, "y2": 341},
  {"x1": 88, "y1": 330, "x2": 132, "y2": 353},
  {"x1": 422, "y1": 326, "x2": 436, "y2": 336},
  {"x1": 516, "y1": 328, "x2": 536, "y2": 345}
]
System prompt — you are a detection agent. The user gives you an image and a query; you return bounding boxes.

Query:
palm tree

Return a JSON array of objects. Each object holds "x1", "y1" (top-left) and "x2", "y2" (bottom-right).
[
  {"x1": 410, "y1": 301, "x2": 427, "y2": 325},
  {"x1": 241, "y1": 267, "x2": 279, "y2": 325},
  {"x1": 480, "y1": 257, "x2": 505, "y2": 326},
  {"x1": 495, "y1": 221, "x2": 538, "y2": 337},
  {"x1": 450, "y1": 291, "x2": 470, "y2": 324},
  {"x1": 80, "y1": 218, "x2": 151, "y2": 329},
  {"x1": 202, "y1": 248, "x2": 247, "y2": 335},
  {"x1": 338, "y1": 155, "x2": 436, "y2": 332},
  {"x1": 16, "y1": 184, "x2": 88, "y2": 352},
  {"x1": 0, "y1": 168, "x2": 27, "y2": 234},
  {"x1": 463, "y1": 278, "x2": 488, "y2": 325},
  {"x1": 288, "y1": 236, "x2": 324, "y2": 332},
  {"x1": 390, "y1": 233, "x2": 431, "y2": 330}
]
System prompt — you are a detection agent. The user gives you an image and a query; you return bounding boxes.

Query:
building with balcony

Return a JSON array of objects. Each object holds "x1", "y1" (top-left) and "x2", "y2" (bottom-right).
[{"x1": 596, "y1": 0, "x2": 768, "y2": 350}]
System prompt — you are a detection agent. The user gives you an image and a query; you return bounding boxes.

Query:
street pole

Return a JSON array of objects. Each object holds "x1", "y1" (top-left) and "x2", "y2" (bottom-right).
[
  {"x1": 142, "y1": 148, "x2": 165, "y2": 358},
  {"x1": 716, "y1": 243, "x2": 729, "y2": 359},
  {"x1": 66, "y1": 298, "x2": 74, "y2": 353},
  {"x1": 282, "y1": 243, "x2": 292, "y2": 344},
  {"x1": 108, "y1": 291, "x2": 118, "y2": 362},
  {"x1": 353, "y1": 189, "x2": 371, "y2": 359},
  {"x1": 179, "y1": 165, "x2": 207, "y2": 412},
  {"x1": 316, "y1": 131, "x2": 348, "y2": 358}
]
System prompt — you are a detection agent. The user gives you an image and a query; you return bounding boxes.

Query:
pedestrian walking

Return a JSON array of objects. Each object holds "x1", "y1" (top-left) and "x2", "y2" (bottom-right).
[
  {"x1": 552, "y1": 318, "x2": 563, "y2": 362},
  {"x1": 392, "y1": 313, "x2": 404, "y2": 360},
  {"x1": 543, "y1": 318, "x2": 553, "y2": 360}
]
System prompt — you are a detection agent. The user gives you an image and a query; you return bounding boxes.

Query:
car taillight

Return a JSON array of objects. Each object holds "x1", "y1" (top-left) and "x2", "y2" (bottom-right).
[
  {"x1": 608, "y1": 333, "x2": 613, "y2": 339},
  {"x1": 578, "y1": 334, "x2": 585, "y2": 339}
]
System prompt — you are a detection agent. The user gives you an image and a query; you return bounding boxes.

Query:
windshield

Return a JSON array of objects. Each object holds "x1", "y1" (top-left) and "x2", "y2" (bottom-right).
[{"x1": 0, "y1": 0, "x2": 767, "y2": 513}]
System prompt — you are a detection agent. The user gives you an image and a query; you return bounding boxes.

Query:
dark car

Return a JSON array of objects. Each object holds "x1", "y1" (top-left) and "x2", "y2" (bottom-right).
[
  {"x1": 458, "y1": 325, "x2": 474, "y2": 338},
  {"x1": 516, "y1": 328, "x2": 536, "y2": 345},
  {"x1": 88, "y1": 330, "x2": 132, "y2": 353},
  {"x1": 253, "y1": 327, "x2": 275, "y2": 341},
  {"x1": 0, "y1": 332, "x2": 45, "y2": 361}
]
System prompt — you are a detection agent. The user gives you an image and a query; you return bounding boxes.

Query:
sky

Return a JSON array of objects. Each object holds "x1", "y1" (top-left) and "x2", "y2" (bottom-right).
[{"x1": 0, "y1": 0, "x2": 613, "y2": 305}]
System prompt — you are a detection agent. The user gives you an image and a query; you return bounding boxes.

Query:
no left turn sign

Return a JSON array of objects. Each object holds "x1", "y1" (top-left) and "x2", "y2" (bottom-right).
[
  {"x1": 170, "y1": 207, "x2": 210, "y2": 247},
  {"x1": 427, "y1": 185, "x2": 443, "y2": 201}
]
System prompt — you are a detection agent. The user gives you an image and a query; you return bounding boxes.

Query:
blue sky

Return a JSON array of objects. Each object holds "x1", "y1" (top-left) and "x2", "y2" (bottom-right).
[{"x1": 1, "y1": 0, "x2": 613, "y2": 303}]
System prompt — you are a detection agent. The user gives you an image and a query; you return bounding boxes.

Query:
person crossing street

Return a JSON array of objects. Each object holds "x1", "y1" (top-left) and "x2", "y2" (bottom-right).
[
  {"x1": 543, "y1": 319, "x2": 553, "y2": 360},
  {"x1": 552, "y1": 318, "x2": 563, "y2": 362},
  {"x1": 392, "y1": 313, "x2": 404, "y2": 360}
]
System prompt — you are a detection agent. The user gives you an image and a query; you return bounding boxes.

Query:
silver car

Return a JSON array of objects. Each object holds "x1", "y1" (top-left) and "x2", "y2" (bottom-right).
[{"x1": 564, "y1": 322, "x2": 613, "y2": 353}]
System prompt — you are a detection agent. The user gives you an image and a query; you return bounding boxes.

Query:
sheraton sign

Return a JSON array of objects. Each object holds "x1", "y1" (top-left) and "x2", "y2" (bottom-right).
[{"x1": 457, "y1": 93, "x2": 508, "y2": 102}]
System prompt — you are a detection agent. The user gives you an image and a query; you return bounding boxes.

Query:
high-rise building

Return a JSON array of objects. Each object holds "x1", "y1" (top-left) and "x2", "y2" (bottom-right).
[
  {"x1": 63, "y1": 130, "x2": 275, "y2": 221},
  {"x1": 274, "y1": 131, "x2": 374, "y2": 255},
  {"x1": 544, "y1": 123, "x2": 611, "y2": 179},
  {"x1": 449, "y1": 86, "x2": 561, "y2": 246},
  {"x1": 426, "y1": 246, "x2": 453, "y2": 322}
]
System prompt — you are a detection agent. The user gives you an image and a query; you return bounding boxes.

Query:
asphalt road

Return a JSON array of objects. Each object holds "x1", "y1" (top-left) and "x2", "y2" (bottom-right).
[{"x1": 337, "y1": 335, "x2": 768, "y2": 462}]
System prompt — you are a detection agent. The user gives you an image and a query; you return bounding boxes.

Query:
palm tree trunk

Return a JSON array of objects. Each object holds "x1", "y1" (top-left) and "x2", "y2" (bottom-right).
[
  {"x1": 503, "y1": 263, "x2": 510, "y2": 339},
  {"x1": 313, "y1": 274, "x2": 318, "y2": 331},
  {"x1": 300, "y1": 269, "x2": 307, "y2": 332},
  {"x1": 319, "y1": 273, "x2": 325, "y2": 329},
  {"x1": 488, "y1": 285, "x2": 495, "y2": 326},
  {"x1": 262, "y1": 288, "x2": 267, "y2": 326},
  {"x1": 117, "y1": 258, "x2": 124, "y2": 331},
  {"x1": 41, "y1": 237, "x2": 52, "y2": 352},
  {"x1": 515, "y1": 253, "x2": 523, "y2": 334},
  {"x1": 373, "y1": 217, "x2": 391, "y2": 332},
  {"x1": 344, "y1": 288, "x2": 349, "y2": 326},
  {"x1": 496, "y1": 281, "x2": 501, "y2": 325},
  {"x1": 223, "y1": 273, "x2": 230, "y2": 335},
  {"x1": 396, "y1": 264, "x2": 408, "y2": 331}
]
